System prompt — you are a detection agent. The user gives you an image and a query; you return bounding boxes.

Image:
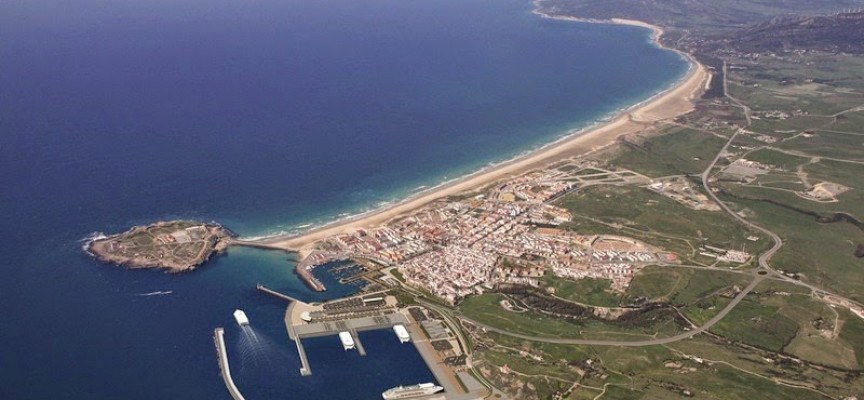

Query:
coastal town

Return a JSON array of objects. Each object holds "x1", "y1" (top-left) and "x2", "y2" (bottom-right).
[{"x1": 295, "y1": 161, "x2": 705, "y2": 303}]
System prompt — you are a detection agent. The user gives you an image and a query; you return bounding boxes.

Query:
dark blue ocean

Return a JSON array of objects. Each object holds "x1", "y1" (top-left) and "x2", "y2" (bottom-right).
[{"x1": 0, "y1": 0, "x2": 688, "y2": 398}]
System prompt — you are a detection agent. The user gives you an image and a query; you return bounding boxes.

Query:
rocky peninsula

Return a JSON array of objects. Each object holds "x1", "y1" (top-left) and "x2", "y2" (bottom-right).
[{"x1": 87, "y1": 220, "x2": 233, "y2": 272}]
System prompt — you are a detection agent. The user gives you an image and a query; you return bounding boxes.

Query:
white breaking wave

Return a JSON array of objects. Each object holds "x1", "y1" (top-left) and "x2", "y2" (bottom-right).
[
  {"x1": 240, "y1": 230, "x2": 290, "y2": 242},
  {"x1": 80, "y1": 231, "x2": 108, "y2": 253},
  {"x1": 136, "y1": 291, "x2": 174, "y2": 296}
]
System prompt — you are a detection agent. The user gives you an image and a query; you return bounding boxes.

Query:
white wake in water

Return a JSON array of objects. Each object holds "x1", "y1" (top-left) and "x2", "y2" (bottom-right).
[
  {"x1": 236, "y1": 326, "x2": 279, "y2": 372},
  {"x1": 135, "y1": 291, "x2": 174, "y2": 297}
]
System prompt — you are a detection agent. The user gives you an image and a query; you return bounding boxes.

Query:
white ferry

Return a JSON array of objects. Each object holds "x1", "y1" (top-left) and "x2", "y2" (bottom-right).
[
  {"x1": 339, "y1": 331, "x2": 355, "y2": 350},
  {"x1": 393, "y1": 324, "x2": 410, "y2": 343},
  {"x1": 233, "y1": 309, "x2": 249, "y2": 326},
  {"x1": 382, "y1": 382, "x2": 444, "y2": 399}
]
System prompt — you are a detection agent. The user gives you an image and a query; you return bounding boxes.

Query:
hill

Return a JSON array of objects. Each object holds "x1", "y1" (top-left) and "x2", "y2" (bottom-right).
[
  {"x1": 715, "y1": 12, "x2": 864, "y2": 54},
  {"x1": 536, "y1": 0, "x2": 864, "y2": 30}
]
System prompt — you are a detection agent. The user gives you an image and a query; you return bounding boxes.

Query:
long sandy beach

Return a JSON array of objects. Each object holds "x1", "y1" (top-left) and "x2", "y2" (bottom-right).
[{"x1": 257, "y1": 16, "x2": 710, "y2": 255}]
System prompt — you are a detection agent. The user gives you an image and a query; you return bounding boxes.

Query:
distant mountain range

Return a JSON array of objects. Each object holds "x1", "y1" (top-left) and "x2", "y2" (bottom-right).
[
  {"x1": 538, "y1": 0, "x2": 864, "y2": 54},
  {"x1": 716, "y1": 12, "x2": 864, "y2": 54},
  {"x1": 537, "y1": 0, "x2": 864, "y2": 29}
]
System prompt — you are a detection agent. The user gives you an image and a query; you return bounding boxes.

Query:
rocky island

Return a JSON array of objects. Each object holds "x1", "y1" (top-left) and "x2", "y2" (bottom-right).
[{"x1": 87, "y1": 221, "x2": 233, "y2": 272}]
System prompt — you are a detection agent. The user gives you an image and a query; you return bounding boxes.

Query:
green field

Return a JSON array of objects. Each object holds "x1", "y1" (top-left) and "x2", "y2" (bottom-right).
[
  {"x1": 749, "y1": 115, "x2": 833, "y2": 136},
  {"x1": 728, "y1": 55, "x2": 864, "y2": 116},
  {"x1": 690, "y1": 280, "x2": 864, "y2": 368},
  {"x1": 626, "y1": 266, "x2": 688, "y2": 301},
  {"x1": 839, "y1": 309, "x2": 864, "y2": 368},
  {"x1": 608, "y1": 126, "x2": 727, "y2": 177},
  {"x1": 781, "y1": 130, "x2": 864, "y2": 161},
  {"x1": 720, "y1": 195, "x2": 864, "y2": 303},
  {"x1": 478, "y1": 330, "x2": 849, "y2": 400},
  {"x1": 748, "y1": 175, "x2": 808, "y2": 191},
  {"x1": 460, "y1": 294, "x2": 588, "y2": 339},
  {"x1": 543, "y1": 276, "x2": 624, "y2": 307},
  {"x1": 545, "y1": 265, "x2": 760, "y2": 322},
  {"x1": 827, "y1": 110, "x2": 864, "y2": 133},
  {"x1": 557, "y1": 185, "x2": 767, "y2": 262},
  {"x1": 709, "y1": 296, "x2": 799, "y2": 351},
  {"x1": 667, "y1": 336, "x2": 859, "y2": 399},
  {"x1": 742, "y1": 148, "x2": 810, "y2": 171},
  {"x1": 459, "y1": 293, "x2": 685, "y2": 341}
]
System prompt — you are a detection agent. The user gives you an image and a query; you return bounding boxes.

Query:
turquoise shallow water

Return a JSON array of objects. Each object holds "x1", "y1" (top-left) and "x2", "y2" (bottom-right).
[{"x1": 0, "y1": 0, "x2": 688, "y2": 398}]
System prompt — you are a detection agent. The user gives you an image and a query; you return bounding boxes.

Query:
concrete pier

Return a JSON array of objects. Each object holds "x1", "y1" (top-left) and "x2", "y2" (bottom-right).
[
  {"x1": 296, "y1": 338, "x2": 312, "y2": 376},
  {"x1": 285, "y1": 304, "x2": 312, "y2": 376},
  {"x1": 213, "y1": 328, "x2": 247, "y2": 400},
  {"x1": 257, "y1": 284, "x2": 301, "y2": 303},
  {"x1": 228, "y1": 239, "x2": 289, "y2": 251},
  {"x1": 350, "y1": 329, "x2": 367, "y2": 356},
  {"x1": 405, "y1": 323, "x2": 485, "y2": 400}
]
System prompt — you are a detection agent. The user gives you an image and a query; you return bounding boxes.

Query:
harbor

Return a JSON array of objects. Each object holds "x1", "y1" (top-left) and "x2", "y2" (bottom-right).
[
  {"x1": 213, "y1": 281, "x2": 488, "y2": 399},
  {"x1": 276, "y1": 288, "x2": 486, "y2": 400}
]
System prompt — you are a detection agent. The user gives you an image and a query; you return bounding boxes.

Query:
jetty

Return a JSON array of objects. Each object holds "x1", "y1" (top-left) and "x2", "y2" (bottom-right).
[
  {"x1": 213, "y1": 328, "x2": 246, "y2": 400},
  {"x1": 228, "y1": 239, "x2": 289, "y2": 251},
  {"x1": 350, "y1": 329, "x2": 367, "y2": 356},
  {"x1": 256, "y1": 284, "x2": 301, "y2": 303},
  {"x1": 285, "y1": 303, "x2": 312, "y2": 376}
]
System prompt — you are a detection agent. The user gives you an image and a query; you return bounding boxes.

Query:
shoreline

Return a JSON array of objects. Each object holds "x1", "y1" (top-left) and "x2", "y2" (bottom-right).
[{"x1": 249, "y1": 9, "x2": 709, "y2": 256}]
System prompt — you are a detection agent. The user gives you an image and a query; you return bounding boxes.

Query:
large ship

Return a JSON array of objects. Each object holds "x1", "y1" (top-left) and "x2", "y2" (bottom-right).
[{"x1": 381, "y1": 382, "x2": 444, "y2": 399}]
